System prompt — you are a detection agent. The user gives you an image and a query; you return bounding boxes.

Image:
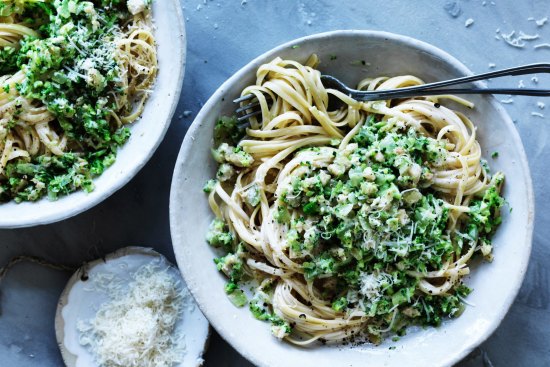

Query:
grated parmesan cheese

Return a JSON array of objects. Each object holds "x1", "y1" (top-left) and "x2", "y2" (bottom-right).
[
  {"x1": 358, "y1": 272, "x2": 393, "y2": 303},
  {"x1": 127, "y1": 0, "x2": 147, "y2": 15},
  {"x1": 500, "y1": 30, "x2": 540, "y2": 48},
  {"x1": 536, "y1": 17, "x2": 548, "y2": 27},
  {"x1": 528, "y1": 16, "x2": 548, "y2": 27},
  {"x1": 77, "y1": 263, "x2": 186, "y2": 367}
]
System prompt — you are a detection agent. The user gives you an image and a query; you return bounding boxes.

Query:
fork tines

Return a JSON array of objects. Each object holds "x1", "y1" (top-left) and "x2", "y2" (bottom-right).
[{"x1": 234, "y1": 93, "x2": 272, "y2": 123}]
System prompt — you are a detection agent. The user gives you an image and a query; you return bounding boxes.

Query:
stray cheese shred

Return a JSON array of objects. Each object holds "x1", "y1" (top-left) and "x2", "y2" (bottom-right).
[{"x1": 77, "y1": 263, "x2": 185, "y2": 367}]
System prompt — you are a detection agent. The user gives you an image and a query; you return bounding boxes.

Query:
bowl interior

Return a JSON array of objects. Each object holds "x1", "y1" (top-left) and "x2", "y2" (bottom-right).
[
  {"x1": 0, "y1": 0, "x2": 186, "y2": 228},
  {"x1": 170, "y1": 31, "x2": 533, "y2": 367}
]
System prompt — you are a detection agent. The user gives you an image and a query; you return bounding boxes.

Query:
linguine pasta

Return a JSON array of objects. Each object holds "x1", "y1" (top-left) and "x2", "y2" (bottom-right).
[
  {"x1": 0, "y1": 0, "x2": 157, "y2": 202},
  {"x1": 205, "y1": 56, "x2": 505, "y2": 345}
]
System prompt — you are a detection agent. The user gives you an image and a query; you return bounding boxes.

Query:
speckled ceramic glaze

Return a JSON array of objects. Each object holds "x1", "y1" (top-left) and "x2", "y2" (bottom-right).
[
  {"x1": 55, "y1": 247, "x2": 210, "y2": 367},
  {"x1": 0, "y1": 0, "x2": 186, "y2": 228},
  {"x1": 170, "y1": 31, "x2": 534, "y2": 367}
]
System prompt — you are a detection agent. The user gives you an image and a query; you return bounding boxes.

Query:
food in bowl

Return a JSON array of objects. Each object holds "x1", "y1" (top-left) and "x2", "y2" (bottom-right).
[
  {"x1": 0, "y1": 0, "x2": 157, "y2": 202},
  {"x1": 203, "y1": 55, "x2": 505, "y2": 345}
]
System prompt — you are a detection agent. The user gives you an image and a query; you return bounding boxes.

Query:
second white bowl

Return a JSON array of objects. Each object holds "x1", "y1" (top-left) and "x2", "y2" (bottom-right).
[{"x1": 0, "y1": 0, "x2": 186, "y2": 228}]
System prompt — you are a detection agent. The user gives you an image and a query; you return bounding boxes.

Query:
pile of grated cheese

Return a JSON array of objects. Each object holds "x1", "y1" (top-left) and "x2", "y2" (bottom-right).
[{"x1": 77, "y1": 263, "x2": 185, "y2": 367}]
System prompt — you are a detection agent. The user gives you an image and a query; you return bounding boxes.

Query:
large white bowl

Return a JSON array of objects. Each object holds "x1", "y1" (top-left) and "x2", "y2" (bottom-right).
[
  {"x1": 0, "y1": 0, "x2": 186, "y2": 228},
  {"x1": 170, "y1": 31, "x2": 534, "y2": 367}
]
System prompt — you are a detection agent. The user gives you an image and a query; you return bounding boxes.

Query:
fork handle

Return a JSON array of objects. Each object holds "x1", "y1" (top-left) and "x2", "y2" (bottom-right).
[
  {"x1": 354, "y1": 88, "x2": 550, "y2": 101},
  {"x1": 392, "y1": 63, "x2": 550, "y2": 92}
]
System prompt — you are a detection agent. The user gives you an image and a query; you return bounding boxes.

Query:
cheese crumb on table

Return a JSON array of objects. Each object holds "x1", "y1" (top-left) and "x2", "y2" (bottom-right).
[{"x1": 500, "y1": 30, "x2": 540, "y2": 48}]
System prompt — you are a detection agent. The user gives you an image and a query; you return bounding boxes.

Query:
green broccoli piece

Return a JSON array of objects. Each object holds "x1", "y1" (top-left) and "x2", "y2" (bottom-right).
[
  {"x1": 214, "y1": 252, "x2": 243, "y2": 282},
  {"x1": 250, "y1": 301, "x2": 271, "y2": 321},
  {"x1": 331, "y1": 297, "x2": 348, "y2": 312},
  {"x1": 468, "y1": 172, "x2": 505, "y2": 235},
  {"x1": 203, "y1": 179, "x2": 217, "y2": 193},
  {"x1": 244, "y1": 183, "x2": 261, "y2": 206},
  {"x1": 206, "y1": 219, "x2": 234, "y2": 249},
  {"x1": 229, "y1": 149, "x2": 254, "y2": 167},
  {"x1": 216, "y1": 163, "x2": 235, "y2": 182},
  {"x1": 213, "y1": 143, "x2": 254, "y2": 167},
  {"x1": 225, "y1": 282, "x2": 247, "y2": 307},
  {"x1": 274, "y1": 205, "x2": 290, "y2": 223},
  {"x1": 270, "y1": 315, "x2": 292, "y2": 339},
  {"x1": 0, "y1": 46, "x2": 18, "y2": 75},
  {"x1": 214, "y1": 116, "x2": 245, "y2": 146}
]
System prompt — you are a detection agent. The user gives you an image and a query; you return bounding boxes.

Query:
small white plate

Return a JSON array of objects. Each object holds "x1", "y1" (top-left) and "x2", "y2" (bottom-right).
[
  {"x1": 55, "y1": 247, "x2": 209, "y2": 367},
  {"x1": 169, "y1": 30, "x2": 534, "y2": 367}
]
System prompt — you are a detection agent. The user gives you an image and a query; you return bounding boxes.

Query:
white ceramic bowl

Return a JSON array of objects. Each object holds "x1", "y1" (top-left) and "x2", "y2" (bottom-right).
[
  {"x1": 170, "y1": 31, "x2": 534, "y2": 367},
  {"x1": 0, "y1": 0, "x2": 186, "y2": 228}
]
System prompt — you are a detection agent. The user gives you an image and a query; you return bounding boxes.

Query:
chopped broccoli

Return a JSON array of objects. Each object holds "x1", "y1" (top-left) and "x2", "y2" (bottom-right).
[
  {"x1": 274, "y1": 205, "x2": 290, "y2": 223},
  {"x1": 468, "y1": 172, "x2": 505, "y2": 235},
  {"x1": 244, "y1": 183, "x2": 261, "y2": 207},
  {"x1": 213, "y1": 116, "x2": 245, "y2": 146},
  {"x1": 331, "y1": 297, "x2": 348, "y2": 311},
  {"x1": 249, "y1": 296, "x2": 272, "y2": 321},
  {"x1": 0, "y1": 47, "x2": 18, "y2": 75},
  {"x1": 227, "y1": 148, "x2": 254, "y2": 168},
  {"x1": 225, "y1": 282, "x2": 247, "y2": 307},
  {"x1": 216, "y1": 163, "x2": 236, "y2": 182},
  {"x1": 213, "y1": 143, "x2": 254, "y2": 167},
  {"x1": 206, "y1": 219, "x2": 234, "y2": 250},
  {"x1": 214, "y1": 253, "x2": 243, "y2": 282},
  {"x1": 203, "y1": 179, "x2": 218, "y2": 193},
  {"x1": 270, "y1": 318, "x2": 292, "y2": 339}
]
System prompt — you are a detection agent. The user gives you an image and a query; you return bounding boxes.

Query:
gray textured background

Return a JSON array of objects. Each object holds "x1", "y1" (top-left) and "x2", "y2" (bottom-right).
[{"x1": 1, "y1": 0, "x2": 549, "y2": 366}]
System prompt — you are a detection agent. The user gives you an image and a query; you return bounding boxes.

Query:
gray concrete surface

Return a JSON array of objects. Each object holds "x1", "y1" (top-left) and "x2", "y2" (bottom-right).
[{"x1": 1, "y1": 0, "x2": 549, "y2": 366}]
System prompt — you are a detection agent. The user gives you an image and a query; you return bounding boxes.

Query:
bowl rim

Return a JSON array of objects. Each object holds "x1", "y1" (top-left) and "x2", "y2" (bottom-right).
[
  {"x1": 0, "y1": 0, "x2": 186, "y2": 228},
  {"x1": 170, "y1": 30, "x2": 534, "y2": 367}
]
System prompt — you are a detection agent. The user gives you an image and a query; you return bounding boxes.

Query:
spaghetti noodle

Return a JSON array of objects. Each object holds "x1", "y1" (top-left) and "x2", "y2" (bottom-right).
[
  {"x1": 205, "y1": 56, "x2": 505, "y2": 345},
  {"x1": 0, "y1": 0, "x2": 157, "y2": 202}
]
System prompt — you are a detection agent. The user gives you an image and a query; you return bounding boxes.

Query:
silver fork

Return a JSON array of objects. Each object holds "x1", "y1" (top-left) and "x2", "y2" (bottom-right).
[{"x1": 234, "y1": 63, "x2": 550, "y2": 123}]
